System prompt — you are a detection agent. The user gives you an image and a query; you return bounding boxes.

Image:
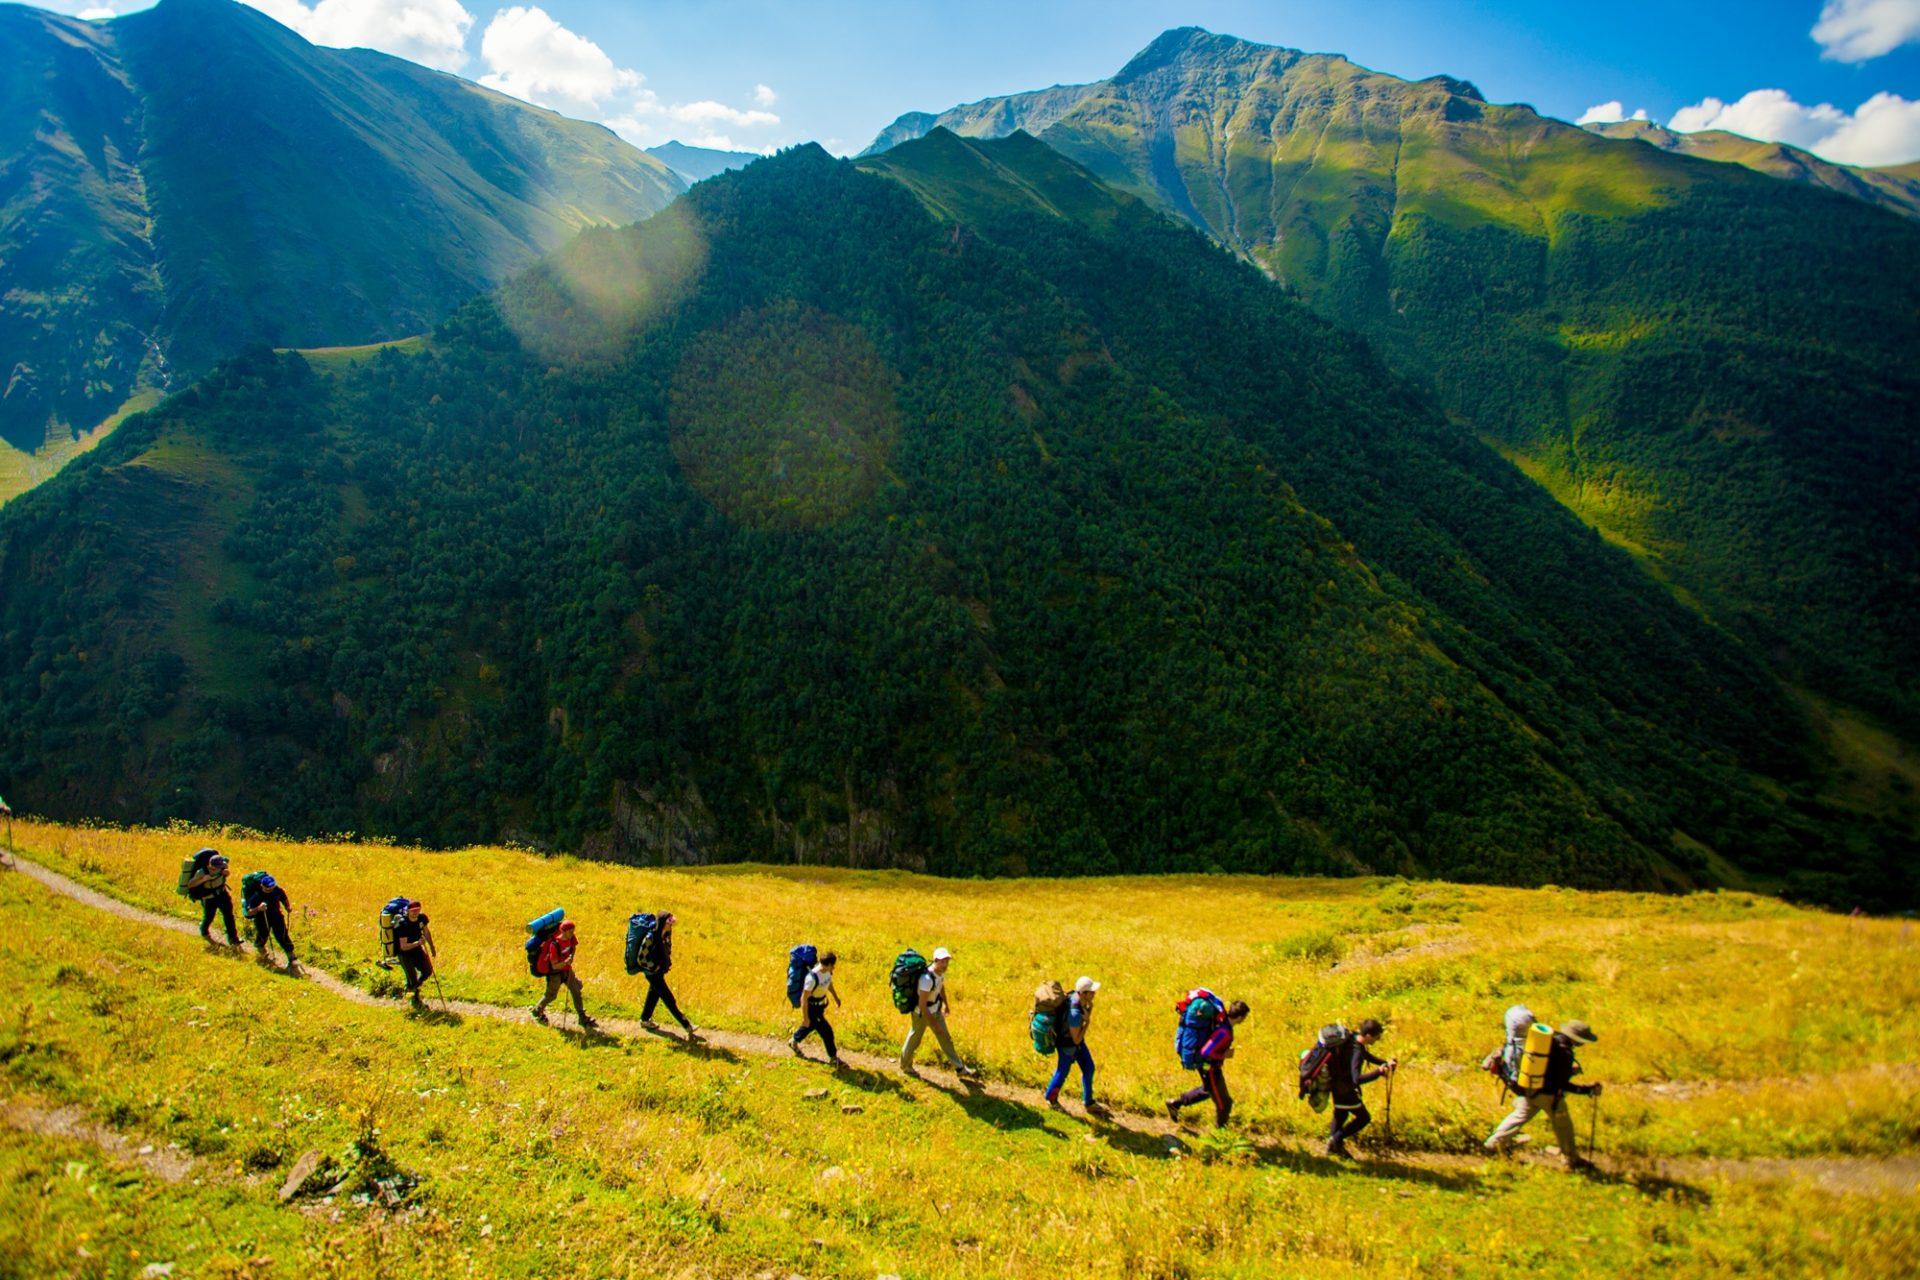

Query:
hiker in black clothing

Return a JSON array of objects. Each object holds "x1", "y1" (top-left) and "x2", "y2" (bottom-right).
[
  {"x1": 789, "y1": 950, "x2": 843, "y2": 1066},
  {"x1": 638, "y1": 912, "x2": 699, "y2": 1041},
  {"x1": 184, "y1": 850, "x2": 240, "y2": 946},
  {"x1": 242, "y1": 873, "x2": 298, "y2": 971},
  {"x1": 1326, "y1": 1018, "x2": 1396, "y2": 1158},
  {"x1": 391, "y1": 900, "x2": 435, "y2": 1004}
]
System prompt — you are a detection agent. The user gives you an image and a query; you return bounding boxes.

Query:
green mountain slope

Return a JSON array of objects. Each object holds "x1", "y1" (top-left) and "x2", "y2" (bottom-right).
[
  {"x1": 0, "y1": 143, "x2": 1904, "y2": 903},
  {"x1": 866, "y1": 28, "x2": 1920, "y2": 735},
  {"x1": 646, "y1": 139, "x2": 761, "y2": 183},
  {"x1": 0, "y1": 0, "x2": 683, "y2": 460},
  {"x1": 1587, "y1": 119, "x2": 1920, "y2": 219}
]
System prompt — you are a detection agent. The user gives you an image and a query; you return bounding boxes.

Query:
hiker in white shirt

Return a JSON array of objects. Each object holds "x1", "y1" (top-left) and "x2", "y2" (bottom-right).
[
  {"x1": 789, "y1": 951, "x2": 844, "y2": 1067},
  {"x1": 901, "y1": 946, "x2": 977, "y2": 1077}
]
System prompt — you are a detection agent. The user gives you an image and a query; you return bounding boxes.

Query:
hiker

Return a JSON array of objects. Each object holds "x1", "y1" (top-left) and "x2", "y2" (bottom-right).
[
  {"x1": 900, "y1": 947, "x2": 977, "y2": 1078},
  {"x1": 1484, "y1": 1017, "x2": 1603, "y2": 1169},
  {"x1": 1324, "y1": 1018, "x2": 1396, "y2": 1158},
  {"x1": 1167, "y1": 998, "x2": 1249, "y2": 1126},
  {"x1": 391, "y1": 899, "x2": 435, "y2": 1004},
  {"x1": 1044, "y1": 976, "x2": 1105, "y2": 1113},
  {"x1": 181, "y1": 848, "x2": 240, "y2": 946},
  {"x1": 240, "y1": 871, "x2": 297, "y2": 971},
  {"x1": 789, "y1": 950, "x2": 843, "y2": 1066},
  {"x1": 635, "y1": 912, "x2": 699, "y2": 1040},
  {"x1": 529, "y1": 919, "x2": 597, "y2": 1030}
]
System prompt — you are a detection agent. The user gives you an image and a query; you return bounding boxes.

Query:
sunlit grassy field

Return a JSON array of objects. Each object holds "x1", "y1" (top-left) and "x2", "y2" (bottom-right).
[{"x1": 3, "y1": 819, "x2": 1917, "y2": 1277}]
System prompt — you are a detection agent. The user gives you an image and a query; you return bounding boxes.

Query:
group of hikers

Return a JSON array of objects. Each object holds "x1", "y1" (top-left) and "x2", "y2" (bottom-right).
[{"x1": 174, "y1": 849, "x2": 1606, "y2": 1168}]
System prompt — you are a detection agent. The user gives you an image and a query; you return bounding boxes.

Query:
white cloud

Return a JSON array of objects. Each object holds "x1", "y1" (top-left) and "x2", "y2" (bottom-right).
[
  {"x1": 1811, "y1": 0, "x2": 1920, "y2": 62},
  {"x1": 753, "y1": 83, "x2": 777, "y2": 107},
  {"x1": 476, "y1": 5, "x2": 781, "y2": 147},
  {"x1": 1576, "y1": 101, "x2": 1649, "y2": 126},
  {"x1": 243, "y1": 0, "x2": 474, "y2": 71},
  {"x1": 1670, "y1": 87, "x2": 1920, "y2": 166}
]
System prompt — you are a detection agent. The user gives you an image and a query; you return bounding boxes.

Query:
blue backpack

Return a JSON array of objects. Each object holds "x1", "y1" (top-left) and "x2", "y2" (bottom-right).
[
  {"x1": 625, "y1": 912, "x2": 661, "y2": 975},
  {"x1": 1174, "y1": 988, "x2": 1224, "y2": 1069},
  {"x1": 526, "y1": 909, "x2": 563, "y2": 976},
  {"x1": 787, "y1": 944, "x2": 819, "y2": 1007}
]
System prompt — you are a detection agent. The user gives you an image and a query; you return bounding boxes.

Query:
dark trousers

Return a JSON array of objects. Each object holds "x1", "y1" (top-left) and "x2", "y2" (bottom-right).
[
  {"x1": 1175, "y1": 1063, "x2": 1232, "y2": 1125},
  {"x1": 1046, "y1": 1042, "x2": 1095, "y2": 1104},
  {"x1": 251, "y1": 908, "x2": 295, "y2": 962},
  {"x1": 534, "y1": 968, "x2": 587, "y2": 1019},
  {"x1": 1329, "y1": 1100, "x2": 1372, "y2": 1148},
  {"x1": 397, "y1": 947, "x2": 433, "y2": 992},
  {"x1": 198, "y1": 889, "x2": 238, "y2": 944},
  {"x1": 642, "y1": 973, "x2": 691, "y2": 1030},
  {"x1": 792, "y1": 999, "x2": 836, "y2": 1058}
]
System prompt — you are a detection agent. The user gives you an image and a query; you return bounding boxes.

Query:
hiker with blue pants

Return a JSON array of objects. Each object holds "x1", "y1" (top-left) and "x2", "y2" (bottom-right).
[{"x1": 1044, "y1": 976, "x2": 1108, "y2": 1114}]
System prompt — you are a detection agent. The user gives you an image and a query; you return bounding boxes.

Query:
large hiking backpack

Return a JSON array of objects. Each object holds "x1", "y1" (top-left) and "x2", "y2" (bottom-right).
[
  {"x1": 1030, "y1": 980, "x2": 1068, "y2": 1055},
  {"x1": 176, "y1": 848, "x2": 219, "y2": 899},
  {"x1": 526, "y1": 909, "x2": 564, "y2": 977},
  {"x1": 378, "y1": 896, "x2": 411, "y2": 959},
  {"x1": 1298, "y1": 1024, "x2": 1351, "y2": 1110},
  {"x1": 624, "y1": 912, "x2": 662, "y2": 976},
  {"x1": 787, "y1": 944, "x2": 819, "y2": 1008},
  {"x1": 1174, "y1": 988, "x2": 1224, "y2": 1069},
  {"x1": 890, "y1": 949, "x2": 929, "y2": 1014}
]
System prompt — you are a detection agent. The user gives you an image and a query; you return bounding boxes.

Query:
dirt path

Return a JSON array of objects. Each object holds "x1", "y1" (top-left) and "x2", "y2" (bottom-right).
[
  {"x1": 1, "y1": 1098, "x2": 194, "y2": 1182},
  {"x1": 8, "y1": 854, "x2": 1916, "y2": 1198}
]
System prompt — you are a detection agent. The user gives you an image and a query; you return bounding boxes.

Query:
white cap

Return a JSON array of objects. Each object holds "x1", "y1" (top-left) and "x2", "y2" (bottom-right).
[
  {"x1": 1075, "y1": 976, "x2": 1100, "y2": 993},
  {"x1": 932, "y1": 947, "x2": 953, "y2": 961}
]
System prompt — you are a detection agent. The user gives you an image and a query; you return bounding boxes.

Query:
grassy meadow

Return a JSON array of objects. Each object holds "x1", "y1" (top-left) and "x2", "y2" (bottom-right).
[{"x1": 2, "y1": 819, "x2": 1917, "y2": 1277}]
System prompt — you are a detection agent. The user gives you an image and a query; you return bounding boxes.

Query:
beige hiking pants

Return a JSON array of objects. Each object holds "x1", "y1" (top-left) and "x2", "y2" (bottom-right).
[
  {"x1": 901, "y1": 1008, "x2": 966, "y2": 1071},
  {"x1": 1486, "y1": 1091, "x2": 1579, "y2": 1159}
]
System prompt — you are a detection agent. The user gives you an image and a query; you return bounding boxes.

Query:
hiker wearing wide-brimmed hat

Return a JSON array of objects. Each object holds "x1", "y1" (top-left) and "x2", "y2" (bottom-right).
[{"x1": 1484, "y1": 1017, "x2": 1603, "y2": 1170}]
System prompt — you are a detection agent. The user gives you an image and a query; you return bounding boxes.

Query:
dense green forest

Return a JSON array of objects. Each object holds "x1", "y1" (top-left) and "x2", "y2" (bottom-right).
[
  {"x1": 0, "y1": 143, "x2": 1909, "y2": 904},
  {"x1": 870, "y1": 28, "x2": 1920, "y2": 736}
]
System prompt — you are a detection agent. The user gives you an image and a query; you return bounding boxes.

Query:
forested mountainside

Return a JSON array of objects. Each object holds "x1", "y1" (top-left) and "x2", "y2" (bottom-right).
[
  {"x1": 0, "y1": 0, "x2": 682, "y2": 458},
  {"x1": 1586, "y1": 119, "x2": 1920, "y2": 219},
  {"x1": 1, "y1": 141, "x2": 1906, "y2": 903},
  {"x1": 868, "y1": 28, "x2": 1920, "y2": 736}
]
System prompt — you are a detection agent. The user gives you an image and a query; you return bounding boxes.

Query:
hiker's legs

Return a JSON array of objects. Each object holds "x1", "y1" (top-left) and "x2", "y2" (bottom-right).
[
  {"x1": 1332, "y1": 1102, "x2": 1372, "y2": 1147},
  {"x1": 1173, "y1": 1068, "x2": 1213, "y2": 1110},
  {"x1": 201, "y1": 890, "x2": 238, "y2": 944},
  {"x1": 534, "y1": 972, "x2": 564, "y2": 1015},
  {"x1": 644, "y1": 974, "x2": 689, "y2": 1030},
  {"x1": 1548, "y1": 1095, "x2": 1579, "y2": 1161},
  {"x1": 398, "y1": 949, "x2": 431, "y2": 993},
  {"x1": 562, "y1": 970, "x2": 587, "y2": 1020},
  {"x1": 1206, "y1": 1064, "x2": 1233, "y2": 1126},
  {"x1": 814, "y1": 1013, "x2": 837, "y2": 1060},
  {"x1": 268, "y1": 913, "x2": 295, "y2": 963},
  {"x1": 1065, "y1": 1044, "x2": 1094, "y2": 1104},
  {"x1": 925, "y1": 1011, "x2": 966, "y2": 1070},
  {"x1": 1045, "y1": 1046, "x2": 1075, "y2": 1101},
  {"x1": 901, "y1": 1011, "x2": 928, "y2": 1069},
  {"x1": 1485, "y1": 1094, "x2": 1539, "y2": 1150},
  {"x1": 250, "y1": 913, "x2": 270, "y2": 951}
]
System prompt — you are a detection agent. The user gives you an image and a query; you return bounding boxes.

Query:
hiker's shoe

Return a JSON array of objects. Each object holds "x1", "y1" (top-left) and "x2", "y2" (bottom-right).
[
  {"x1": 957, "y1": 1064, "x2": 982, "y2": 1079},
  {"x1": 409, "y1": 992, "x2": 424, "y2": 1007},
  {"x1": 1044, "y1": 1094, "x2": 1066, "y2": 1111},
  {"x1": 901, "y1": 1065, "x2": 920, "y2": 1079},
  {"x1": 1325, "y1": 1142, "x2": 1354, "y2": 1160},
  {"x1": 578, "y1": 1015, "x2": 599, "y2": 1031},
  {"x1": 640, "y1": 1018, "x2": 657, "y2": 1029},
  {"x1": 1566, "y1": 1157, "x2": 1597, "y2": 1173},
  {"x1": 827, "y1": 1057, "x2": 845, "y2": 1069},
  {"x1": 683, "y1": 1026, "x2": 702, "y2": 1042},
  {"x1": 1164, "y1": 1100, "x2": 1181, "y2": 1122},
  {"x1": 1085, "y1": 1102, "x2": 1111, "y2": 1117},
  {"x1": 529, "y1": 1006, "x2": 549, "y2": 1024},
  {"x1": 788, "y1": 1038, "x2": 803, "y2": 1057}
]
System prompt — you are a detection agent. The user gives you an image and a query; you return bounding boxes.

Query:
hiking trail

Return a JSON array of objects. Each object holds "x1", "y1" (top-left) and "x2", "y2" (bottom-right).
[{"x1": 7, "y1": 853, "x2": 1916, "y2": 1199}]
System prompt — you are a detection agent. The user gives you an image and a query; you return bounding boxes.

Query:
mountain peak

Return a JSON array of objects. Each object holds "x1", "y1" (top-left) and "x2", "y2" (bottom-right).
[{"x1": 1116, "y1": 26, "x2": 1298, "y2": 80}]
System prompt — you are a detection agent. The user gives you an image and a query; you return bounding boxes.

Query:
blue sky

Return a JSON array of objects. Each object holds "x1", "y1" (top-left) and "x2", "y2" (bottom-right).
[{"x1": 45, "y1": 0, "x2": 1920, "y2": 163}]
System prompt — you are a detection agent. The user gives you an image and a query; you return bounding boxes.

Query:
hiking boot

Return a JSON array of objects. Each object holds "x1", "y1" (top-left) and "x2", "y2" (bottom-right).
[
  {"x1": 901, "y1": 1065, "x2": 921, "y2": 1079},
  {"x1": 578, "y1": 1015, "x2": 599, "y2": 1031},
  {"x1": 683, "y1": 1026, "x2": 702, "y2": 1042},
  {"x1": 640, "y1": 1018, "x2": 657, "y2": 1029},
  {"x1": 828, "y1": 1057, "x2": 845, "y2": 1069},
  {"x1": 788, "y1": 1038, "x2": 804, "y2": 1058},
  {"x1": 1044, "y1": 1093, "x2": 1066, "y2": 1111},
  {"x1": 409, "y1": 991, "x2": 425, "y2": 1007},
  {"x1": 529, "y1": 1006, "x2": 549, "y2": 1024},
  {"x1": 1567, "y1": 1156, "x2": 1597, "y2": 1173},
  {"x1": 1164, "y1": 1100, "x2": 1181, "y2": 1122},
  {"x1": 957, "y1": 1064, "x2": 982, "y2": 1079},
  {"x1": 1325, "y1": 1141, "x2": 1354, "y2": 1160},
  {"x1": 1085, "y1": 1102, "x2": 1110, "y2": 1117}
]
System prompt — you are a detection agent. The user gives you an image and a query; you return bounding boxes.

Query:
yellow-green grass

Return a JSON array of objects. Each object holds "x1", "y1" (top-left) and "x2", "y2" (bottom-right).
[
  {"x1": 291, "y1": 335, "x2": 428, "y2": 373},
  {"x1": 0, "y1": 389, "x2": 162, "y2": 506},
  {"x1": 12, "y1": 820, "x2": 1920, "y2": 1165},
  {"x1": 4, "y1": 866, "x2": 1917, "y2": 1279}
]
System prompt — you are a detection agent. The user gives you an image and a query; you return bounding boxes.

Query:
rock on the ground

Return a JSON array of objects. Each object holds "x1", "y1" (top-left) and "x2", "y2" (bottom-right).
[{"x1": 279, "y1": 1150, "x2": 324, "y2": 1202}]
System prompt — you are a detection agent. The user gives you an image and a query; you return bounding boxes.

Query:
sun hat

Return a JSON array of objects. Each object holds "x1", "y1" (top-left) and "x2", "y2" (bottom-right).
[
  {"x1": 932, "y1": 947, "x2": 952, "y2": 961},
  {"x1": 1074, "y1": 976, "x2": 1100, "y2": 993},
  {"x1": 1561, "y1": 1020, "x2": 1598, "y2": 1045}
]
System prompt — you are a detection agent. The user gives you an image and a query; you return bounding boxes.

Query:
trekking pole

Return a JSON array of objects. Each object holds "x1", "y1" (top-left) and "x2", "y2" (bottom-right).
[
  {"x1": 1589, "y1": 1092, "x2": 1601, "y2": 1159},
  {"x1": 1384, "y1": 1068, "x2": 1395, "y2": 1148},
  {"x1": 432, "y1": 972, "x2": 450, "y2": 1013}
]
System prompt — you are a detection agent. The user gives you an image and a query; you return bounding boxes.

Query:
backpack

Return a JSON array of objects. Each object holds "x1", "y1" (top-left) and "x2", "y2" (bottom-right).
[
  {"x1": 176, "y1": 848, "x2": 219, "y2": 899},
  {"x1": 624, "y1": 912, "x2": 661, "y2": 976},
  {"x1": 890, "y1": 949, "x2": 929, "y2": 1014},
  {"x1": 378, "y1": 896, "x2": 410, "y2": 959},
  {"x1": 787, "y1": 944, "x2": 819, "y2": 1008},
  {"x1": 526, "y1": 909, "x2": 564, "y2": 977},
  {"x1": 240, "y1": 871, "x2": 272, "y2": 911},
  {"x1": 1298, "y1": 1024, "x2": 1350, "y2": 1108},
  {"x1": 1030, "y1": 981, "x2": 1069, "y2": 1055},
  {"x1": 1174, "y1": 988, "x2": 1223, "y2": 1069}
]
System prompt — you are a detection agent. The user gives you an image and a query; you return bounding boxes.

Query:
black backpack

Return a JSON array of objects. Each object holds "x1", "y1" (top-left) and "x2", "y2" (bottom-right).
[{"x1": 1299, "y1": 1024, "x2": 1351, "y2": 1098}]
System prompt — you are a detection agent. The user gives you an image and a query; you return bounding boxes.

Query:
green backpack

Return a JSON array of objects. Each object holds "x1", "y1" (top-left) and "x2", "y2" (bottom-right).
[
  {"x1": 890, "y1": 950, "x2": 928, "y2": 1014},
  {"x1": 1030, "y1": 981, "x2": 1068, "y2": 1054}
]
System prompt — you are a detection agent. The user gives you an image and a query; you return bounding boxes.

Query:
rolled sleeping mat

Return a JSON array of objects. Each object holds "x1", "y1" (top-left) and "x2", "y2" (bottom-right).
[{"x1": 526, "y1": 908, "x2": 565, "y2": 935}]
